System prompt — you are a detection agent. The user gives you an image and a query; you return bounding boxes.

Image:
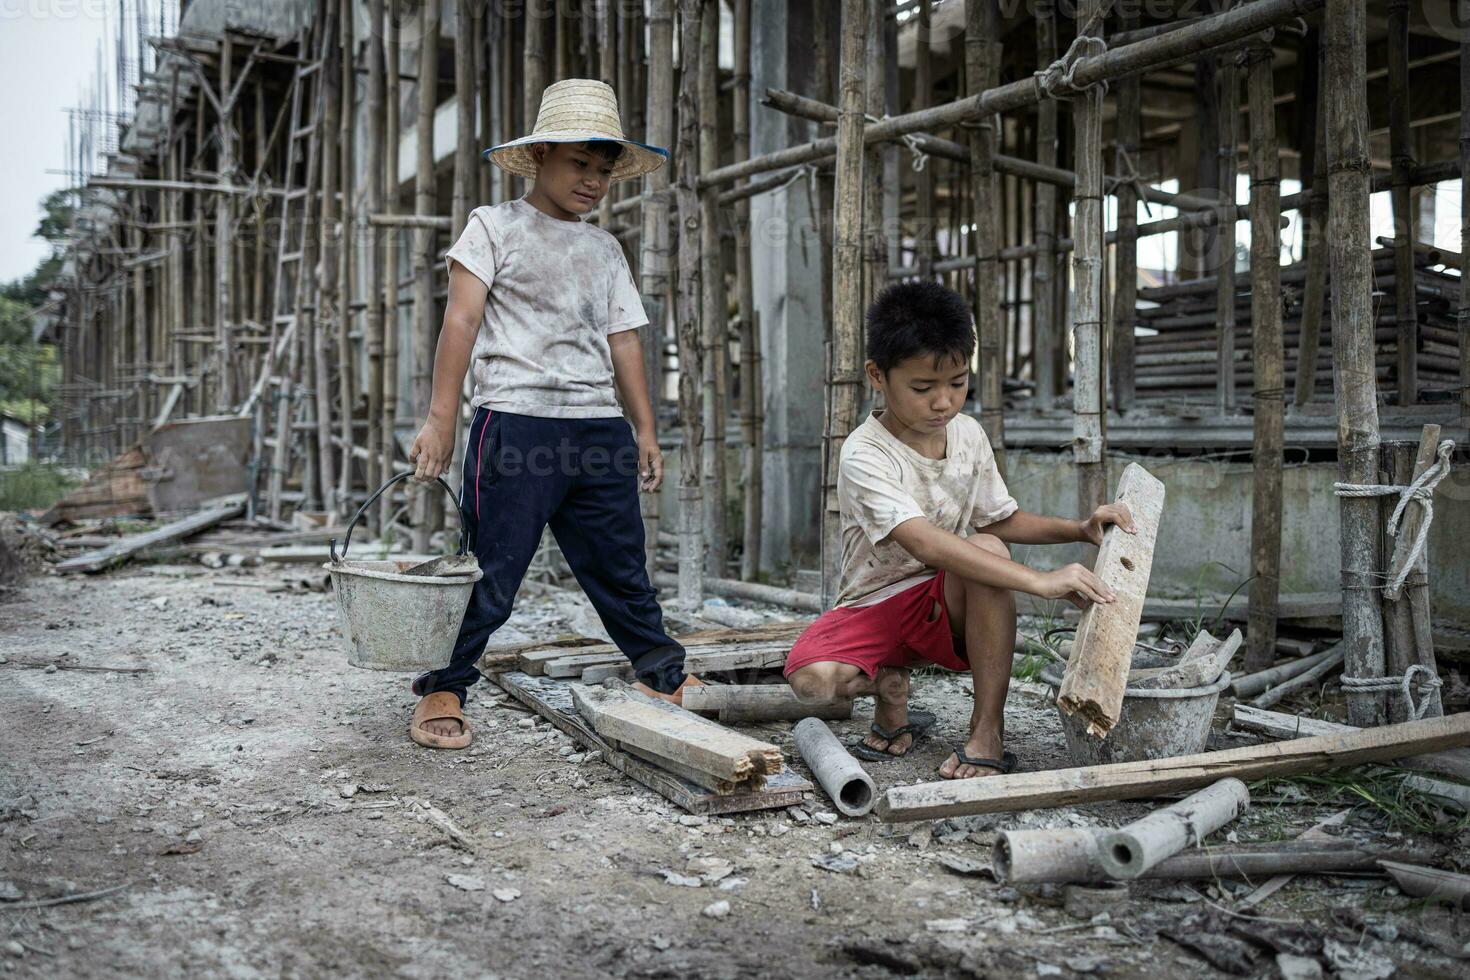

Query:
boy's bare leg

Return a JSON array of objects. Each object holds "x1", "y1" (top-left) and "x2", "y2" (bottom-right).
[
  {"x1": 788, "y1": 662, "x2": 918, "y2": 755},
  {"x1": 938, "y1": 534, "x2": 1017, "y2": 779}
]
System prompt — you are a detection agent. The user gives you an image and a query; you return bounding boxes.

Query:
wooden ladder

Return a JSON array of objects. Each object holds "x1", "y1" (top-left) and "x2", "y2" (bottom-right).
[{"x1": 265, "y1": 25, "x2": 328, "y2": 521}]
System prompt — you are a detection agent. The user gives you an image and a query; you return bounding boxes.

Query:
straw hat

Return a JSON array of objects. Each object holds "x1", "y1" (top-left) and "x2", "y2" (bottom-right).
[{"x1": 483, "y1": 79, "x2": 669, "y2": 182}]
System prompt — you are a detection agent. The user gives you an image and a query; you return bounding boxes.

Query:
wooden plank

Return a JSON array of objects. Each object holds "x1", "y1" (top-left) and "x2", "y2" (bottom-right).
[
  {"x1": 55, "y1": 499, "x2": 246, "y2": 574},
  {"x1": 681, "y1": 684, "x2": 852, "y2": 722},
  {"x1": 580, "y1": 662, "x2": 636, "y2": 684},
  {"x1": 1057, "y1": 463, "x2": 1166, "y2": 737},
  {"x1": 685, "y1": 643, "x2": 790, "y2": 673},
  {"x1": 542, "y1": 653, "x2": 627, "y2": 678},
  {"x1": 493, "y1": 671, "x2": 808, "y2": 815},
  {"x1": 40, "y1": 445, "x2": 151, "y2": 524},
  {"x1": 571, "y1": 682, "x2": 783, "y2": 781},
  {"x1": 1232, "y1": 704, "x2": 1470, "y2": 781},
  {"x1": 875, "y1": 711, "x2": 1470, "y2": 822},
  {"x1": 510, "y1": 623, "x2": 806, "y2": 676},
  {"x1": 1128, "y1": 628, "x2": 1241, "y2": 690}
]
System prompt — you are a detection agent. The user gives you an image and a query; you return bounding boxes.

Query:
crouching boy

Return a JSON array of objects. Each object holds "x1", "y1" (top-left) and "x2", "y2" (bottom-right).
[{"x1": 785, "y1": 282, "x2": 1135, "y2": 780}]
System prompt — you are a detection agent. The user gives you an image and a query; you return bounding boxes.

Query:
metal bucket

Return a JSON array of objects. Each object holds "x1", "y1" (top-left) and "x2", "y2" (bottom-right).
[
  {"x1": 1039, "y1": 660, "x2": 1231, "y2": 765},
  {"x1": 324, "y1": 474, "x2": 482, "y2": 672}
]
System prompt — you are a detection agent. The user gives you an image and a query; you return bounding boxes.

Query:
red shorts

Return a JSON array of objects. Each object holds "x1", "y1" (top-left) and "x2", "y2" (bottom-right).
[{"x1": 783, "y1": 572, "x2": 969, "y2": 679}]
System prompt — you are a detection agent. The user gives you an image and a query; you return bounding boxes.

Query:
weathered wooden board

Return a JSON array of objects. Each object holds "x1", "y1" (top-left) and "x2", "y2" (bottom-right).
[
  {"x1": 876, "y1": 711, "x2": 1470, "y2": 822},
  {"x1": 55, "y1": 499, "x2": 245, "y2": 574},
  {"x1": 686, "y1": 643, "x2": 792, "y2": 674},
  {"x1": 572, "y1": 682, "x2": 784, "y2": 780},
  {"x1": 681, "y1": 683, "x2": 852, "y2": 722},
  {"x1": 40, "y1": 445, "x2": 152, "y2": 524},
  {"x1": 1057, "y1": 463, "x2": 1166, "y2": 737},
  {"x1": 1232, "y1": 704, "x2": 1470, "y2": 781},
  {"x1": 493, "y1": 672, "x2": 808, "y2": 815},
  {"x1": 1128, "y1": 628, "x2": 1241, "y2": 690},
  {"x1": 542, "y1": 653, "x2": 628, "y2": 678}
]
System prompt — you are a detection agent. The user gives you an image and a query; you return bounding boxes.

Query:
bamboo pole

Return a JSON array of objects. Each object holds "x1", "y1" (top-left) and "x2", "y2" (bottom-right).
[
  {"x1": 1111, "y1": 6, "x2": 1140, "y2": 415},
  {"x1": 815, "y1": 0, "x2": 836, "y2": 338},
  {"x1": 1245, "y1": 35, "x2": 1284, "y2": 674},
  {"x1": 380, "y1": 2, "x2": 403, "y2": 532},
  {"x1": 734, "y1": 0, "x2": 762, "y2": 582},
  {"x1": 1071, "y1": 2, "x2": 1107, "y2": 525},
  {"x1": 1462, "y1": 0, "x2": 1470, "y2": 421},
  {"x1": 1325, "y1": 0, "x2": 1387, "y2": 727},
  {"x1": 821, "y1": 0, "x2": 867, "y2": 610},
  {"x1": 315, "y1": 0, "x2": 343, "y2": 515},
  {"x1": 698, "y1": 0, "x2": 728, "y2": 581},
  {"x1": 215, "y1": 35, "x2": 235, "y2": 413},
  {"x1": 1214, "y1": 3, "x2": 1238, "y2": 414},
  {"x1": 365, "y1": 0, "x2": 386, "y2": 527},
  {"x1": 640, "y1": 0, "x2": 674, "y2": 583},
  {"x1": 674, "y1": 0, "x2": 706, "y2": 607},
  {"x1": 863, "y1": 0, "x2": 887, "y2": 312},
  {"x1": 1383, "y1": 426, "x2": 1445, "y2": 722},
  {"x1": 338, "y1": 3, "x2": 358, "y2": 509},
  {"x1": 1389, "y1": 0, "x2": 1417, "y2": 406},
  {"x1": 967, "y1": 0, "x2": 1004, "y2": 468},
  {"x1": 411, "y1": 0, "x2": 440, "y2": 550},
  {"x1": 1034, "y1": 2, "x2": 1058, "y2": 407},
  {"x1": 526, "y1": 0, "x2": 548, "y2": 137},
  {"x1": 1293, "y1": 33, "x2": 1328, "y2": 409},
  {"x1": 912, "y1": 0, "x2": 935, "y2": 278},
  {"x1": 448, "y1": 0, "x2": 477, "y2": 508},
  {"x1": 479, "y1": 5, "x2": 494, "y2": 207}
]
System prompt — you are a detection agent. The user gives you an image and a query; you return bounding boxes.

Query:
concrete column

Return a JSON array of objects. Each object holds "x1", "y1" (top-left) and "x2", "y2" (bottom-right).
[{"x1": 751, "y1": 0, "x2": 826, "y2": 575}]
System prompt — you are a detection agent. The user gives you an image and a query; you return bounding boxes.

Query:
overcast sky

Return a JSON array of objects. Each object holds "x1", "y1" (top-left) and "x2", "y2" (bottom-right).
[{"x1": 0, "y1": 9, "x2": 112, "y2": 286}]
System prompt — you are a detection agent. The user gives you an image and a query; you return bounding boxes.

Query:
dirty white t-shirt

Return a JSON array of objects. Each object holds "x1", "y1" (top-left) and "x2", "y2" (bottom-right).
[
  {"x1": 444, "y1": 197, "x2": 648, "y2": 418},
  {"x1": 835, "y1": 410, "x2": 1018, "y2": 609}
]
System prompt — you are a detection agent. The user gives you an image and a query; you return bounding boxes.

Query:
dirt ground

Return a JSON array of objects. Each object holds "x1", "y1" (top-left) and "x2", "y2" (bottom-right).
[{"x1": 3, "y1": 559, "x2": 1470, "y2": 979}]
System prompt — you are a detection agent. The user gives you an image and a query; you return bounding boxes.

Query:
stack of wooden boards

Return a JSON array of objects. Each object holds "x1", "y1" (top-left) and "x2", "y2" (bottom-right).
[
  {"x1": 572, "y1": 682, "x2": 784, "y2": 794},
  {"x1": 494, "y1": 670, "x2": 812, "y2": 815},
  {"x1": 491, "y1": 621, "x2": 805, "y2": 682}
]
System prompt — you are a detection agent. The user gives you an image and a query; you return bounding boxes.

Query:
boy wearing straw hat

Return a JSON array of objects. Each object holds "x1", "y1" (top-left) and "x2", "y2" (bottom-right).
[{"x1": 405, "y1": 79, "x2": 701, "y2": 749}]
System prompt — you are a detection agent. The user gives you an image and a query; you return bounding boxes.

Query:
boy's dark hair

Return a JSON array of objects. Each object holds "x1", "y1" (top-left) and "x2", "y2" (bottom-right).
[
  {"x1": 865, "y1": 281, "x2": 975, "y2": 372},
  {"x1": 578, "y1": 139, "x2": 625, "y2": 164}
]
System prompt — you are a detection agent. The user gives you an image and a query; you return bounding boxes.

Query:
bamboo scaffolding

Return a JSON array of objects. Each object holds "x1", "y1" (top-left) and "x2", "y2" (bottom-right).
[
  {"x1": 1071, "y1": 2, "x2": 1107, "y2": 524},
  {"x1": 733, "y1": 0, "x2": 763, "y2": 583},
  {"x1": 411, "y1": 0, "x2": 439, "y2": 551},
  {"x1": 822, "y1": 0, "x2": 868, "y2": 610},
  {"x1": 1246, "y1": 34, "x2": 1284, "y2": 673},
  {"x1": 674, "y1": 0, "x2": 707, "y2": 608},
  {"x1": 698, "y1": 0, "x2": 728, "y2": 581},
  {"x1": 967, "y1": 0, "x2": 1005, "y2": 467},
  {"x1": 640, "y1": 0, "x2": 675, "y2": 583},
  {"x1": 1326, "y1": 0, "x2": 1388, "y2": 726}
]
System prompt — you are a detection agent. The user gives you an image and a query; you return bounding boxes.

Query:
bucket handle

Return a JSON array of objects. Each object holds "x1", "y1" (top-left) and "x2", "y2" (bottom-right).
[{"x1": 330, "y1": 472, "x2": 472, "y2": 564}]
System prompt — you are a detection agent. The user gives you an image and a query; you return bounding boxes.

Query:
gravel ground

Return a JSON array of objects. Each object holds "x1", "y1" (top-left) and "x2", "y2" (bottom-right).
[{"x1": 2, "y1": 560, "x2": 1467, "y2": 979}]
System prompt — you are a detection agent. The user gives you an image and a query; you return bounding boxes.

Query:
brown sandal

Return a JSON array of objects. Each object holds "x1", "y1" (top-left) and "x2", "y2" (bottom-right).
[{"x1": 410, "y1": 692, "x2": 473, "y2": 750}]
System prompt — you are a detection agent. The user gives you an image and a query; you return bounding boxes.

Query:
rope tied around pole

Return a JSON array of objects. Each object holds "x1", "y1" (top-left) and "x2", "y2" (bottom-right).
[
  {"x1": 866, "y1": 113, "x2": 930, "y2": 172},
  {"x1": 1340, "y1": 664, "x2": 1443, "y2": 720},
  {"x1": 1332, "y1": 439, "x2": 1456, "y2": 597},
  {"x1": 1032, "y1": 23, "x2": 1108, "y2": 102}
]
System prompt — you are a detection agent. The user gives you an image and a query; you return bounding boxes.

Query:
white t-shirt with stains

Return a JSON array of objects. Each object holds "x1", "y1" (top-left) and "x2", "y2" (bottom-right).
[
  {"x1": 835, "y1": 410, "x2": 1019, "y2": 609},
  {"x1": 445, "y1": 197, "x2": 648, "y2": 418}
]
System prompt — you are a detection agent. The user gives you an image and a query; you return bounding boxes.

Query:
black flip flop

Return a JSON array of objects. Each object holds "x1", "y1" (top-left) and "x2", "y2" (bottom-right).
[
  {"x1": 945, "y1": 748, "x2": 1018, "y2": 778},
  {"x1": 851, "y1": 709, "x2": 937, "y2": 762}
]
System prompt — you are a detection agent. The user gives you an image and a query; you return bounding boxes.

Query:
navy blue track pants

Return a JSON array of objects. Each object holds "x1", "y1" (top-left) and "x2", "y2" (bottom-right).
[{"x1": 412, "y1": 408, "x2": 686, "y2": 703}]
